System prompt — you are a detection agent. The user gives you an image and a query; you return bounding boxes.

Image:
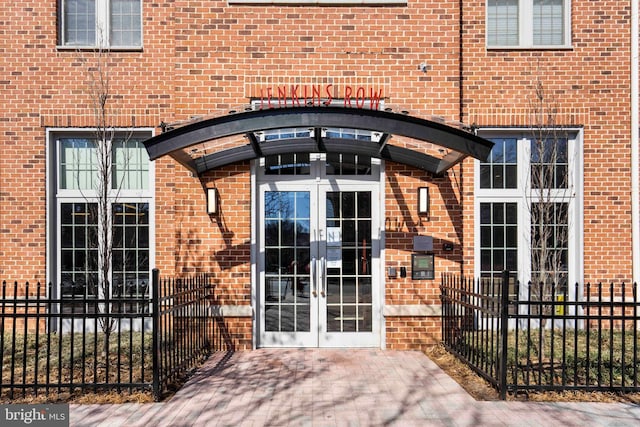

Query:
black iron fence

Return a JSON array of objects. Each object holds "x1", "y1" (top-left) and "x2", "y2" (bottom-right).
[
  {"x1": 153, "y1": 269, "x2": 217, "y2": 399},
  {"x1": 441, "y1": 272, "x2": 640, "y2": 398},
  {"x1": 0, "y1": 269, "x2": 220, "y2": 401}
]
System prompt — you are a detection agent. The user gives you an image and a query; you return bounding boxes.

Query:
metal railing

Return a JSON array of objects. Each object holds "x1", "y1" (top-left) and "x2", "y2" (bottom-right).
[
  {"x1": 0, "y1": 269, "x2": 219, "y2": 401},
  {"x1": 441, "y1": 272, "x2": 640, "y2": 398},
  {"x1": 153, "y1": 269, "x2": 216, "y2": 399}
]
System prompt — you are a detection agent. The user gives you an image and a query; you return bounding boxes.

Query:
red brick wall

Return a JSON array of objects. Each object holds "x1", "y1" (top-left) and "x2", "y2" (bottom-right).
[
  {"x1": 1, "y1": 1, "x2": 174, "y2": 284},
  {"x1": 462, "y1": 1, "x2": 633, "y2": 287},
  {"x1": 1, "y1": 1, "x2": 634, "y2": 347},
  {"x1": 213, "y1": 316, "x2": 253, "y2": 351},
  {"x1": 159, "y1": 162, "x2": 252, "y2": 307},
  {"x1": 385, "y1": 317, "x2": 441, "y2": 352},
  {"x1": 384, "y1": 162, "x2": 464, "y2": 307}
]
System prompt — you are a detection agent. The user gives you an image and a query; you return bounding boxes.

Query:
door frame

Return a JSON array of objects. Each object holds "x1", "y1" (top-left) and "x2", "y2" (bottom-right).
[
  {"x1": 317, "y1": 183, "x2": 381, "y2": 347},
  {"x1": 252, "y1": 154, "x2": 386, "y2": 348}
]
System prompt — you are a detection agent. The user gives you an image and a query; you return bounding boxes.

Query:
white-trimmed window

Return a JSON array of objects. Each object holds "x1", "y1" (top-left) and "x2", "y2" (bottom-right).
[
  {"x1": 59, "y1": 0, "x2": 142, "y2": 48},
  {"x1": 475, "y1": 130, "x2": 582, "y2": 300},
  {"x1": 487, "y1": 0, "x2": 571, "y2": 48},
  {"x1": 49, "y1": 130, "x2": 153, "y2": 313}
]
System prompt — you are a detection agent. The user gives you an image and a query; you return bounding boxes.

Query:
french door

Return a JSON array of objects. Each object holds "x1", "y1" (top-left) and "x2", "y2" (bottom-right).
[{"x1": 258, "y1": 182, "x2": 380, "y2": 347}]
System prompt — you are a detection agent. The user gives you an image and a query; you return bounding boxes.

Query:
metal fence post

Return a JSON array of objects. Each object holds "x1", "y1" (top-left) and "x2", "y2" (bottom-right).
[
  {"x1": 499, "y1": 270, "x2": 510, "y2": 400},
  {"x1": 152, "y1": 268, "x2": 160, "y2": 401}
]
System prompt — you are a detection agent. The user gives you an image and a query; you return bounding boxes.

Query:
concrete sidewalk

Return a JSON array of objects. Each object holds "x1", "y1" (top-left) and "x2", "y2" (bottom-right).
[{"x1": 70, "y1": 349, "x2": 640, "y2": 426}]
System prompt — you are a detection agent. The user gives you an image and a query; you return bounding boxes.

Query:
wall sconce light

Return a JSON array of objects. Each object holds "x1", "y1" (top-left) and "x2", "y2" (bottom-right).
[
  {"x1": 207, "y1": 188, "x2": 218, "y2": 214},
  {"x1": 418, "y1": 187, "x2": 429, "y2": 215}
]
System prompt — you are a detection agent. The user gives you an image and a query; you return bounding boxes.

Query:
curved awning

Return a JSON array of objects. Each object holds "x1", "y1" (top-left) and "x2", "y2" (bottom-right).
[{"x1": 143, "y1": 106, "x2": 493, "y2": 176}]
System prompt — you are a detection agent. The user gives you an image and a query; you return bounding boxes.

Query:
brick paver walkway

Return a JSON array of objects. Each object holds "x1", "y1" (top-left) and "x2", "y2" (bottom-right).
[{"x1": 70, "y1": 349, "x2": 640, "y2": 426}]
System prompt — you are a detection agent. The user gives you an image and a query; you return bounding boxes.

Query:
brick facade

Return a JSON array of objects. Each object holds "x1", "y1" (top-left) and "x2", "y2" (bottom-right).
[{"x1": 1, "y1": 1, "x2": 635, "y2": 349}]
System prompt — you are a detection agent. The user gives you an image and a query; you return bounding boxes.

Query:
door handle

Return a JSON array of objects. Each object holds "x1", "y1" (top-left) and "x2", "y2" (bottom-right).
[
  {"x1": 311, "y1": 257, "x2": 317, "y2": 297},
  {"x1": 320, "y1": 256, "x2": 326, "y2": 297}
]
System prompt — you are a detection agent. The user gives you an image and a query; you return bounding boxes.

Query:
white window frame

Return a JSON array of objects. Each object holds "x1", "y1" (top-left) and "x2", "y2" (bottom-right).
[
  {"x1": 46, "y1": 128, "x2": 155, "y2": 304},
  {"x1": 474, "y1": 128, "x2": 584, "y2": 301},
  {"x1": 486, "y1": 0, "x2": 572, "y2": 49},
  {"x1": 58, "y1": 0, "x2": 143, "y2": 49}
]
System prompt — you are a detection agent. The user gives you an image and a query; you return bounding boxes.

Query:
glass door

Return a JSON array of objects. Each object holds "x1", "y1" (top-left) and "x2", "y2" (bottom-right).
[
  {"x1": 319, "y1": 187, "x2": 379, "y2": 347},
  {"x1": 258, "y1": 183, "x2": 380, "y2": 347},
  {"x1": 261, "y1": 188, "x2": 317, "y2": 347}
]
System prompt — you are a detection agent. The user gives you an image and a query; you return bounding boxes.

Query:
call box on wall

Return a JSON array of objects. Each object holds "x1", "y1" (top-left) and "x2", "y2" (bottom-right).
[{"x1": 412, "y1": 253, "x2": 434, "y2": 280}]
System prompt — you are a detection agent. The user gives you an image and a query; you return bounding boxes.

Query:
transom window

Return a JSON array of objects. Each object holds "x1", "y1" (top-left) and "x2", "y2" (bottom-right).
[
  {"x1": 487, "y1": 0, "x2": 570, "y2": 48},
  {"x1": 60, "y1": 138, "x2": 149, "y2": 190},
  {"x1": 265, "y1": 154, "x2": 311, "y2": 176},
  {"x1": 59, "y1": 0, "x2": 142, "y2": 48},
  {"x1": 531, "y1": 137, "x2": 568, "y2": 189},
  {"x1": 258, "y1": 125, "x2": 379, "y2": 177},
  {"x1": 480, "y1": 138, "x2": 517, "y2": 189}
]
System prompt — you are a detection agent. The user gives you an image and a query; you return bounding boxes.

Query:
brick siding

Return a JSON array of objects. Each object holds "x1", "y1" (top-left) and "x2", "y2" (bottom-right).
[{"x1": 0, "y1": 1, "x2": 634, "y2": 348}]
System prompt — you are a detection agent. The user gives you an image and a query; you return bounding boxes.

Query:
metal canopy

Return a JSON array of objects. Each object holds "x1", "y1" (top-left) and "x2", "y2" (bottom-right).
[{"x1": 143, "y1": 106, "x2": 494, "y2": 175}]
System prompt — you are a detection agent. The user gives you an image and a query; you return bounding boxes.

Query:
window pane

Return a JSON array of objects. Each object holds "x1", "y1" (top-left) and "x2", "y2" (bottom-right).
[
  {"x1": 326, "y1": 153, "x2": 372, "y2": 176},
  {"x1": 64, "y1": 0, "x2": 96, "y2": 46},
  {"x1": 531, "y1": 138, "x2": 568, "y2": 189},
  {"x1": 357, "y1": 192, "x2": 371, "y2": 218},
  {"x1": 480, "y1": 164, "x2": 491, "y2": 188},
  {"x1": 481, "y1": 138, "x2": 517, "y2": 189},
  {"x1": 493, "y1": 226, "x2": 504, "y2": 247},
  {"x1": 60, "y1": 203, "x2": 99, "y2": 305},
  {"x1": 110, "y1": 0, "x2": 142, "y2": 47},
  {"x1": 505, "y1": 165, "x2": 517, "y2": 188},
  {"x1": 113, "y1": 139, "x2": 150, "y2": 190},
  {"x1": 492, "y1": 165, "x2": 504, "y2": 188},
  {"x1": 531, "y1": 202, "x2": 569, "y2": 285},
  {"x1": 487, "y1": 0, "x2": 519, "y2": 46},
  {"x1": 60, "y1": 138, "x2": 98, "y2": 190},
  {"x1": 265, "y1": 153, "x2": 310, "y2": 175},
  {"x1": 533, "y1": 0, "x2": 564, "y2": 46},
  {"x1": 480, "y1": 203, "x2": 491, "y2": 224},
  {"x1": 480, "y1": 226, "x2": 492, "y2": 247},
  {"x1": 111, "y1": 202, "x2": 150, "y2": 312},
  {"x1": 480, "y1": 202, "x2": 518, "y2": 281}
]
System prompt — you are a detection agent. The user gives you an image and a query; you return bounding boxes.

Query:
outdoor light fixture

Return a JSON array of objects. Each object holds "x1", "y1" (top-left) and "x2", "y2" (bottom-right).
[
  {"x1": 418, "y1": 187, "x2": 429, "y2": 215},
  {"x1": 207, "y1": 188, "x2": 218, "y2": 214}
]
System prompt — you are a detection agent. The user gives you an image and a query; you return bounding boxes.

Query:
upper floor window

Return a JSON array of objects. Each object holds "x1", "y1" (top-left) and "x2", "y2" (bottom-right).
[
  {"x1": 60, "y1": 0, "x2": 142, "y2": 48},
  {"x1": 487, "y1": 0, "x2": 570, "y2": 48}
]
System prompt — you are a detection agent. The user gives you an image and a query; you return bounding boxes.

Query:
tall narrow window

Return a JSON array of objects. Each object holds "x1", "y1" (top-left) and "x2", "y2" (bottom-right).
[
  {"x1": 52, "y1": 131, "x2": 153, "y2": 314},
  {"x1": 476, "y1": 131, "x2": 581, "y2": 302}
]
